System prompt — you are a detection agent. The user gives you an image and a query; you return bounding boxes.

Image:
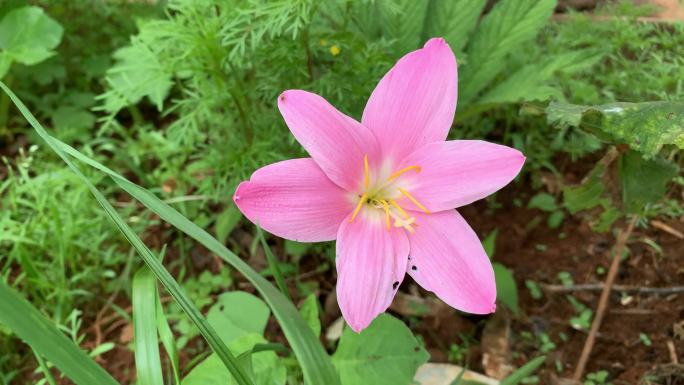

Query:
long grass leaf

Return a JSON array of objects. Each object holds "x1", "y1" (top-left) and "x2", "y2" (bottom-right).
[
  {"x1": 500, "y1": 356, "x2": 546, "y2": 385},
  {"x1": 1, "y1": 80, "x2": 340, "y2": 385},
  {"x1": 0, "y1": 280, "x2": 119, "y2": 385},
  {"x1": 0, "y1": 81, "x2": 254, "y2": 385},
  {"x1": 133, "y1": 267, "x2": 164, "y2": 385},
  {"x1": 255, "y1": 226, "x2": 292, "y2": 301}
]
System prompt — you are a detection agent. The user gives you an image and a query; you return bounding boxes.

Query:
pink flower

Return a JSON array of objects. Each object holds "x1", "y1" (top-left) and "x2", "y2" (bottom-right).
[{"x1": 233, "y1": 38, "x2": 525, "y2": 332}]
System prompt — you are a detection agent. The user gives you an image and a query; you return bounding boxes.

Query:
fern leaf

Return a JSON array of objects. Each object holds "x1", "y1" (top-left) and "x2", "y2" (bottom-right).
[
  {"x1": 478, "y1": 48, "x2": 604, "y2": 104},
  {"x1": 424, "y1": 0, "x2": 486, "y2": 55},
  {"x1": 459, "y1": 0, "x2": 557, "y2": 104},
  {"x1": 378, "y1": 0, "x2": 429, "y2": 54}
]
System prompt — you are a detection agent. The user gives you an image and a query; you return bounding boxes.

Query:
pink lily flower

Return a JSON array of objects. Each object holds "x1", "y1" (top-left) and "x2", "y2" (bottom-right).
[{"x1": 233, "y1": 38, "x2": 525, "y2": 332}]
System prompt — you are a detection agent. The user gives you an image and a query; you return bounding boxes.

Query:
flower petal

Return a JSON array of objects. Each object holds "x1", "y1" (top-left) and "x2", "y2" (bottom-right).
[
  {"x1": 234, "y1": 158, "x2": 353, "y2": 242},
  {"x1": 336, "y1": 212, "x2": 409, "y2": 332},
  {"x1": 362, "y1": 38, "x2": 457, "y2": 161},
  {"x1": 278, "y1": 90, "x2": 379, "y2": 192},
  {"x1": 407, "y1": 210, "x2": 496, "y2": 314},
  {"x1": 396, "y1": 140, "x2": 525, "y2": 212}
]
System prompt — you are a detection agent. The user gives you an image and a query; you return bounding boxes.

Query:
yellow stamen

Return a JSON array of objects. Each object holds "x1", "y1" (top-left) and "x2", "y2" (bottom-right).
[
  {"x1": 381, "y1": 200, "x2": 391, "y2": 232},
  {"x1": 388, "y1": 198, "x2": 409, "y2": 218},
  {"x1": 363, "y1": 155, "x2": 369, "y2": 190},
  {"x1": 387, "y1": 165, "x2": 421, "y2": 181},
  {"x1": 398, "y1": 188, "x2": 431, "y2": 214},
  {"x1": 349, "y1": 193, "x2": 367, "y2": 222}
]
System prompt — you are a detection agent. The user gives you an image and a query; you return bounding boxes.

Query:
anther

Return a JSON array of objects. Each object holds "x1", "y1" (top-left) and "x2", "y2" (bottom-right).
[{"x1": 398, "y1": 188, "x2": 431, "y2": 214}]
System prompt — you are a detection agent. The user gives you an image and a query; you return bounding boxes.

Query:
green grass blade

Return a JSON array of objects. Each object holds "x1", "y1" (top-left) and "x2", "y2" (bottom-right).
[
  {"x1": 0, "y1": 81, "x2": 254, "y2": 385},
  {"x1": 156, "y1": 296, "x2": 181, "y2": 385},
  {"x1": 1, "y1": 80, "x2": 340, "y2": 385},
  {"x1": 0, "y1": 280, "x2": 119, "y2": 385},
  {"x1": 500, "y1": 356, "x2": 546, "y2": 385},
  {"x1": 133, "y1": 267, "x2": 164, "y2": 385},
  {"x1": 255, "y1": 226, "x2": 292, "y2": 301}
]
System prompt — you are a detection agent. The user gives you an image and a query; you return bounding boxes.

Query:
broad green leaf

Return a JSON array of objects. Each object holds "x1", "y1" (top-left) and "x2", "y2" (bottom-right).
[
  {"x1": 183, "y1": 334, "x2": 287, "y2": 385},
  {"x1": 0, "y1": 81, "x2": 253, "y2": 385},
  {"x1": 299, "y1": 294, "x2": 321, "y2": 338},
  {"x1": 493, "y1": 263, "x2": 519, "y2": 315},
  {"x1": 546, "y1": 101, "x2": 684, "y2": 157},
  {"x1": 0, "y1": 279, "x2": 119, "y2": 385},
  {"x1": 332, "y1": 314, "x2": 429, "y2": 385},
  {"x1": 618, "y1": 151, "x2": 678, "y2": 213},
  {"x1": 424, "y1": 0, "x2": 486, "y2": 55},
  {"x1": 0, "y1": 88, "x2": 340, "y2": 385},
  {"x1": 500, "y1": 356, "x2": 546, "y2": 385},
  {"x1": 378, "y1": 0, "x2": 429, "y2": 54},
  {"x1": 133, "y1": 267, "x2": 164, "y2": 385},
  {"x1": 208, "y1": 292, "x2": 271, "y2": 345},
  {"x1": 460, "y1": 0, "x2": 556, "y2": 103},
  {"x1": 0, "y1": 6, "x2": 63, "y2": 65}
]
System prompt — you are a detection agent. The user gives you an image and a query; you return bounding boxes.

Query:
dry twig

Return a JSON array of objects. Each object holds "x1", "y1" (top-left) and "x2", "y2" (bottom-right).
[
  {"x1": 542, "y1": 283, "x2": 684, "y2": 294},
  {"x1": 572, "y1": 216, "x2": 638, "y2": 381}
]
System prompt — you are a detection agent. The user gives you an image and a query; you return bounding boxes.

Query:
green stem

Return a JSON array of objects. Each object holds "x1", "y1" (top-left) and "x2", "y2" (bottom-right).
[
  {"x1": 0, "y1": 75, "x2": 13, "y2": 140},
  {"x1": 32, "y1": 348, "x2": 58, "y2": 385},
  {"x1": 255, "y1": 226, "x2": 292, "y2": 302}
]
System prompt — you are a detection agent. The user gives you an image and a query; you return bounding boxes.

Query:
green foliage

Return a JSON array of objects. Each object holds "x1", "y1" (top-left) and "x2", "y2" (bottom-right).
[
  {"x1": 298, "y1": 294, "x2": 321, "y2": 338},
  {"x1": 424, "y1": 0, "x2": 486, "y2": 55},
  {"x1": 458, "y1": 0, "x2": 557, "y2": 104},
  {"x1": 500, "y1": 356, "x2": 546, "y2": 385},
  {"x1": 332, "y1": 314, "x2": 429, "y2": 385},
  {"x1": 619, "y1": 151, "x2": 678, "y2": 214},
  {"x1": 493, "y1": 263, "x2": 519, "y2": 315},
  {"x1": 132, "y1": 267, "x2": 164, "y2": 385},
  {"x1": 184, "y1": 292, "x2": 287, "y2": 385},
  {"x1": 0, "y1": 6, "x2": 63, "y2": 75},
  {"x1": 547, "y1": 101, "x2": 684, "y2": 157},
  {"x1": 208, "y1": 292, "x2": 271, "y2": 345},
  {"x1": 0, "y1": 279, "x2": 118, "y2": 385}
]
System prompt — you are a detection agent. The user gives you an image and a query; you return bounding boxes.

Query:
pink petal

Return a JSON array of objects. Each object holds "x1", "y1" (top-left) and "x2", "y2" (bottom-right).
[
  {"x1": 278, "y1": 90, "x2": 379, "y2": 192},
  {"x1": 336, "y1": 212, "x2": 409, "y2": 332},
  {"x1": 396, "y1": 140, "x2": 525, "y2": 212},
  {"x1": 362, "y1": 38, "x2": 457, "y2": 161},
  {"x1": 407, "y1": 210, "x2": 496, "y2": 314},
  {"x1": 233, "y1": 158, "x2": 353, "y2": 242}
]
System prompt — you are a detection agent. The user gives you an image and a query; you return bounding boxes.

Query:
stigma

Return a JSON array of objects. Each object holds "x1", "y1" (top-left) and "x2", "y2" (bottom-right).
[{"x1": 348, "y1": 155, "x2": 430, "y2": 233}]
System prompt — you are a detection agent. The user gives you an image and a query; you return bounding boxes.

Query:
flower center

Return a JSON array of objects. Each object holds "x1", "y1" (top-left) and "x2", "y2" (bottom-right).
[{"x1": 348, "y1": 155, "x2": 431, "y2": 232}]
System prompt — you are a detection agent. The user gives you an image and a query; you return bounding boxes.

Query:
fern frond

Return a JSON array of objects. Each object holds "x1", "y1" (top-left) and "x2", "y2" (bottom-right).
[{"x1": 459, "y1": 0, "x2": 557, "y2": 104}]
